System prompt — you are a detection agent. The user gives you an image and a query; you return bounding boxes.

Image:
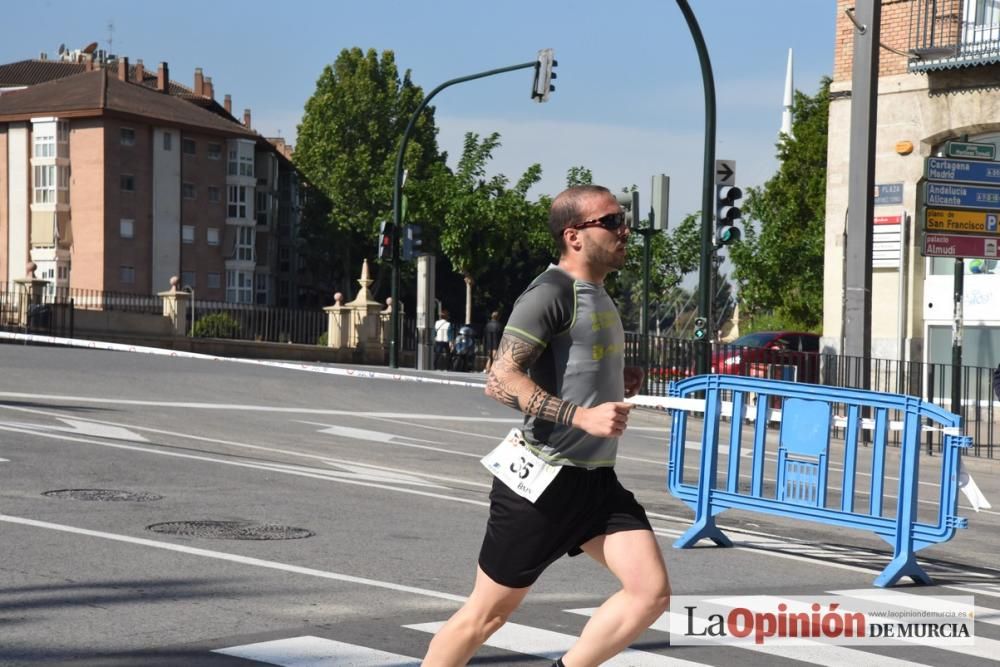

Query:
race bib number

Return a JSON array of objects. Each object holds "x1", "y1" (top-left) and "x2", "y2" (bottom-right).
[{"x1": 481, "y1": 428, "x2": 561, "y2": 503}]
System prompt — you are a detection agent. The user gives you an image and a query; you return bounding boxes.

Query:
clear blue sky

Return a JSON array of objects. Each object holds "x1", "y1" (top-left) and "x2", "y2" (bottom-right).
[{"x1": 6, "y1": 0, "x2": 836, "y2": 226}]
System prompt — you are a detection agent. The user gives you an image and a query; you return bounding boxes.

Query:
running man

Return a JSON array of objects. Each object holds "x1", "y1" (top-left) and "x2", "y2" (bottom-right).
[{"x1": 423, "y1": 185, "x2": 670, "y2": 666}]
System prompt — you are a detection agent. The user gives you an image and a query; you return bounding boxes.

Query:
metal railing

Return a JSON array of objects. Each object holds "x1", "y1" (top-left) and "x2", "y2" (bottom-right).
[
  {"x1": 629, "y1": 333, "x2": 998, "y2": 458},
  {"x1": 909, "y1": 0, "x2": 1000, "y2": 71}
]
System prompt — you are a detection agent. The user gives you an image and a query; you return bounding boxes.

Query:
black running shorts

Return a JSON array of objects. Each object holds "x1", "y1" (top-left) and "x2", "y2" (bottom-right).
[{"x1": 478, "y1": 465, "x2": 652, "y2": 588}]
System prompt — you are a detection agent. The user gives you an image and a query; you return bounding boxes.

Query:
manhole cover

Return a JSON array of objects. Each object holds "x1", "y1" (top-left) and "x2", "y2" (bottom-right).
[
  {"x1": 43, "y1": 489, "x2": 163, "y2": 502},
  {"x1": 146, "y1": 520, "x2": 314, "y2": 540}
]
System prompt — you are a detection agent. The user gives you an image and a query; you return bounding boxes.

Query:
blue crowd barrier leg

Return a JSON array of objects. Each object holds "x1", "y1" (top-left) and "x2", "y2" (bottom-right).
[
  {"x1": 874, "y1": 553, "x2": 932, "y2": 588},
  {"x1": 674, "y1": 515, "x2": 733, "y2": 548}
]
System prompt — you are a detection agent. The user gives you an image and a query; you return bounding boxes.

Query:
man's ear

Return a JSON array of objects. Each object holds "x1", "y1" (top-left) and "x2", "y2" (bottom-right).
[{"x1": 564, "y1": 227, "x2": 582, "y2": 251}]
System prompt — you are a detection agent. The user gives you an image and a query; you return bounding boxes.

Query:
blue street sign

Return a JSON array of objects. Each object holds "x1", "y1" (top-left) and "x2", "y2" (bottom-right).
[
  {"x1": 924, "y1": 182, "x2": 1000, "y2": 210},
  {"x1": 873, "y1": 182, "x2": 903, "y2": 205},
  {"x1": 926, "y1": 157, "x2": 1000, "y2": 186}
]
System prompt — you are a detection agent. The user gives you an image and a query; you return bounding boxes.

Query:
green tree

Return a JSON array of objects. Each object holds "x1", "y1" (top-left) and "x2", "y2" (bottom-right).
[
  {"x1": 295, "y1": 47, "x2": 448, "y2": 295},
  {"x1": 437, "y1": 132, "x2": 549, "y2": 323},
  {"x1": 729, "y1": 77, "x2": 830, "y2": 330}
]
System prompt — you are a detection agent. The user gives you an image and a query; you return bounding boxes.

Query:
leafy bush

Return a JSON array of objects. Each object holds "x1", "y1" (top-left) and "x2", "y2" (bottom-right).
[
  {"x1": 192, "y1": 312, "x2": 240, "y2": 338},
  {"x1": 317, "y1": 332, "x2": 328, "y2": 346}
]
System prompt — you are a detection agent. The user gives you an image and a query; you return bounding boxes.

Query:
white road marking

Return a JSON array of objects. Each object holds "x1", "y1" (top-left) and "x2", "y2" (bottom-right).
[
  {"x1": 212, "y1": 636, "x2": 420, "y2": 666},
  {"x1": 568, "y1": 608, "x2": 932, "y2": 667},
  {"x1": 2, "y1": 418, "x2": 148, "y2": 442},
  {"x1": 0, "y1": 391, "x2": 515, "y2": 421},
  {"x1": 404, "y1": 621, "x2": 696, "y2": 666},
  {"x1": 0, "y1": 513, "x2": 466, "y2": 602},
  {"x1": 831, "y1": 588, "x2": 1000, "y2": 627},
  {"x1": 0, "y1": 424, "x2": 489, "y2": 507},
  {"x1": 301, "y1": 421, "x2": 481, "y2": 459}
]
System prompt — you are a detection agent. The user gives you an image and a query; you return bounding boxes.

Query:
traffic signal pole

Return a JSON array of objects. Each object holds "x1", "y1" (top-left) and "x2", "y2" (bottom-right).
[
  {"x1": 675, "y1": 0, "x2": 716, "y2": 375},
  {"x1": 389, "y1": 60, "x2": 540, "y2": 368}
]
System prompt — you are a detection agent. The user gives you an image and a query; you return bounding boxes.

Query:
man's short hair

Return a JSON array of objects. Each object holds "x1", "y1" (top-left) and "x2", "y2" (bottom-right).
[{"x1": 548, "y1": 185, "x2": 613, "y2": 253}]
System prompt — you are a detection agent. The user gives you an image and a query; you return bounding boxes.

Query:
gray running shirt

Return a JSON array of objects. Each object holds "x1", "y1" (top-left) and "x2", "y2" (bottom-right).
[{"x1": 504, "y1": 265, "x2": 625, "y2": 468}]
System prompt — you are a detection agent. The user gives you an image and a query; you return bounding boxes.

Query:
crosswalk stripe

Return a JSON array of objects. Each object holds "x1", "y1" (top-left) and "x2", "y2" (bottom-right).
[
  {"x1": 566, "y1": 608, "x2": 932, "y2": 667},
  {"x1": 211, "y1": 636, "x2": 420, "y2": 666},
  {"x1": 831, "y1": 588, "x2": 1000, "y2": 627},
  {"x1": 404, "y1": 621, "x2": 700, "y2": 666}
]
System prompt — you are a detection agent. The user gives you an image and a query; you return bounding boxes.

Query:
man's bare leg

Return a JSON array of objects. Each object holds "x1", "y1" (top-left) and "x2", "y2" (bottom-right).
[
  {"x1": 423, "y1": 566, "x2": 530, "y2": 666},
  {"x1": 561, "y1": 529, "x2": 670, "y2": 666}
]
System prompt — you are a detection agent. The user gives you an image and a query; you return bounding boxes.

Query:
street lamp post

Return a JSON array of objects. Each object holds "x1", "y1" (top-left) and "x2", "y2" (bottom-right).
[
  {"x1": 675, "y1": 0, "x2": 717, "y2": 375},
  {"x1": 388, "y1": 57, "x2": 548, "y2": 368}
]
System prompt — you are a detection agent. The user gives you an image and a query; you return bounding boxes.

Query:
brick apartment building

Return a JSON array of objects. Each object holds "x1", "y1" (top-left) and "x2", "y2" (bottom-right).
[
  {"x1": 0, "y1": 48, "x2": 307, "y2": 307},
  {"x1": 826, "y1": 0, "x2": 1000, "y2": 370}
]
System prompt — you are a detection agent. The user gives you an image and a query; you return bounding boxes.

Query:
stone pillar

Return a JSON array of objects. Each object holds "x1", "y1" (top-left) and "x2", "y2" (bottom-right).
[
  {"x1": 158, "y1": 276, "x2": 192, "y2": 336},
  {"x1": 323, "y1": 292, "x2": 349, "y2": 348},
  {"x1": 13, "y1": 261, "x2": 49, "y2": 327},
  {"x1": 345, "y1": 260, "x2": 385, "y2": 350}
]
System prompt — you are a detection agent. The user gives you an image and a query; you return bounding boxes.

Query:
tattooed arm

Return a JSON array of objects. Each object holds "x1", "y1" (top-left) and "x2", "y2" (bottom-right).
[{"x1": 485, "y1": 333, "x2": 631, "y2": 437}]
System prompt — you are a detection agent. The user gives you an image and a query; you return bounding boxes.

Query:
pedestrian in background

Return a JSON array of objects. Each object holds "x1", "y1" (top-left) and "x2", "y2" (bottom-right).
[
  {"x1": 434, "y1": 309, "x2": 454, "y2": 371},
  {"x1": 423, "y1": 185, "x2": 669, "y2": 667},
  {"x1": 482, "y1": 311, "x2": 503, "y2": 373},
  {"x1": 993, "y1": 363, "x2": 999, "y2": 401}
]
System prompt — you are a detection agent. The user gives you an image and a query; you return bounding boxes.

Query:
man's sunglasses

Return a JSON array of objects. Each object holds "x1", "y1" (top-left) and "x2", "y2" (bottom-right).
[{"x1": 567, "y1": 211, "x2": 627, "y2": 232}]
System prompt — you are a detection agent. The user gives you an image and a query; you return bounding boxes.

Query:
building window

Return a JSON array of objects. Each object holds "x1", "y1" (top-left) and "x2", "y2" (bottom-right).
[
  {"x1": 181, "y1": 271, "x2": 196, "y2": 288},
  {"x1": 207, "y1": 143, "x2": 222, "y2": 160},
  {"x1": 255, "y1": 273, "x2": 269, "y2": 305},
  {"x1": 236, "y1": 226, "x2": 255, "y2": 261},
  {"x1": 57, "y1": 165, "x2": 70, "y2": 204},
  {"x1": 163, "y1": 132, "x2": 172, "y2": 151},
  {"x1": 206, "y1": 227, "x2": 220, "y2": 245},
  {"x1": 963, "y1": 0, "x2": 1000, "y2": 46},
  {"x1": 207, "y1": 272, "x2": 221, "y2": 289},
  {"x1": 57, "y1": 120, "x2": 69, "y2": 144},
  {"x1": 183, "y1": 182, "x2": 196, "y2": 199},
  {"x1": 120, "y1": 218, "x2": 134, "y2": 239},
  {"x1": 120, "y1": 128, "x2": 135, "y2": 146},
  {"x1": 256, "y1": 191, "x2": 270, "y2": 226},
  {"x1": 240, "y1": 153, "x2": 254, "y2": 177},
  {"x1": 279, "y1": 246, "x2": 290, "y2": 273},
  {"x1": 33, "y1": 164, "x2": 55, "y2": 203},
  {"x1": 182, "y1": 138, "x2": 196, "y2": 155},
  {"x1": 33, "y1": 127, "x2": 55, "y2": 157},
  {"x1": 208, "y1": 186, "x2": 220, "y2": 203},
  {"x1": 227, "y1": 185, "x2": 248, "y2": 218},
  {"x1": 226, "y1": 269, "x2": 253, "y2": 303},
  {"x1": 182, "y1": 225, "x2": 195, "y2": 244},
  {"x1": 228, "y1": 145, "x2": 254, "y2": 176},
  {"x1": 120, "y1": 174, "x2": 135, "y2": 192},
  {"x1": 120, "y1": 266, "x2": 135, "y2": 284}
]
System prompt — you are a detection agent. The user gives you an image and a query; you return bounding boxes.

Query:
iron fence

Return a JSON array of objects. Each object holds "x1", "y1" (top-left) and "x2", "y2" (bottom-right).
[
  {"x1": 0, "y1": 285, "x2": 74, "y2": 337},
  {"x1": 629, "y1": 333, "x2": 998, "y2": 458},
  {"x1": 909, "y1": 0, "x2": 1000, "y2": 71}
]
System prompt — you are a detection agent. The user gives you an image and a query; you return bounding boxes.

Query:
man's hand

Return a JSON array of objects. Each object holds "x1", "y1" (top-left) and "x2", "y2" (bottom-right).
[
  {"x1": 623, "y1": 366, "x2": 645, "y2": 398},
  {"x1": 573, "y1": 402, "x2": 632, "y2": 438}
]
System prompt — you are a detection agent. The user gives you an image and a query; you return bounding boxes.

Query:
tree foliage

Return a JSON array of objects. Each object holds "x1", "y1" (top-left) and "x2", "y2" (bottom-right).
[
  {"x1": 729, "y1": 77, "x2": 830, "y2": 329},
  {"x1": 295, "y1": 47, "x2": 447, "y2": 294}
]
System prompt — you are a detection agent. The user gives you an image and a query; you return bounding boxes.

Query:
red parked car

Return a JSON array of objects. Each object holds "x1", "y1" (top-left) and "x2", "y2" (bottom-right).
[{"x1": 712, "y1": 331, "x2": 821, "y2": 383}]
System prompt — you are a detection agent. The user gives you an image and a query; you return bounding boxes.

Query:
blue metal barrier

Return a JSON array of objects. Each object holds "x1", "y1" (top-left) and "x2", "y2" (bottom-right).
[{"x1": 667, "y1": 374, "x2": 973, "y2": 587}]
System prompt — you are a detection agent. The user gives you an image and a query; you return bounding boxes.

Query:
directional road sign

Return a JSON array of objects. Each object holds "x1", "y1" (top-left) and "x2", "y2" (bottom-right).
[
  {"x1": 923, "y1": 233, "x2": 999, "y2": 259},
  {"x1": 715, "y1": 159, "x2": 735, "y2": 186},
  {"x1": 923, "y1": 182, "x2": 1000, "y2": 210},
  {"x1": 945, "y1": 140, "x2": 996, "y2": 161},
  {"x1": 926, "y1": 208, "x2": 1000, "y2": 235},
  {"x1": 926, "y1": 157, "x2": 1000, "y2": 186}
]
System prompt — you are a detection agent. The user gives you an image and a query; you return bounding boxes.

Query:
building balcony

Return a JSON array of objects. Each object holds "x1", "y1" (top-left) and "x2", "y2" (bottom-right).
[{"x1": 909, "y1": 0, "x2": 1000, "y2": 72}]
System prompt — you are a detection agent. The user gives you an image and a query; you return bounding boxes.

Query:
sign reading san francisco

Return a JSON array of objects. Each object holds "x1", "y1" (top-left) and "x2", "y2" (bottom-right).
[{"x1": 925, "y1": 208, "x2": 1000, "y2": 234}]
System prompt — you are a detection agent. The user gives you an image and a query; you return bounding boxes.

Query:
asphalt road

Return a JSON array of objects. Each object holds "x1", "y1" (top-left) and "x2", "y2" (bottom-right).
[{"x1": 1, "y1": 342, "x2": 999, "y2": 666}]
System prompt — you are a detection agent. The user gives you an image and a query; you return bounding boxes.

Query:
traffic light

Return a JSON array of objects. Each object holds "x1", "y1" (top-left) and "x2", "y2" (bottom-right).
[
  {"x1": 532, "y1": 48, "x2": 557, "y2": 102},
  {"x1": 615, "y1": 190, "x2": 639, "y2": 229},
  {"x1": 715, "y1": 185, "x2": 743, "y2": 246},
  {"x1": 693, "y1": 316, "x2": 708, "y2": 341},
  {"x1": 377, "y1": 221, "x2": 395, "y2": 261},
  {"x1": 402, "y1": 224, "x2": 423, "y2": 261}
]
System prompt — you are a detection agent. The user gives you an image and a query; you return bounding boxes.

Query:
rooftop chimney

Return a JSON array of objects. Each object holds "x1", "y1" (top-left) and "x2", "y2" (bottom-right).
[
  {"x1": 117, "y1": 56, "x2": 129, "y2": 82},
  {"x1": 134, "y1": 59, "x2": 145, "y2": 82},
  {"x1": 194, "y1": 67, "x2": 204, "y2": 96},
  {"x1": 156, "y1": 62, "x2": 169, "y2": 93},
  {"x1": 223, "y1": 94, "x2": 232, "y2": 115},
  {"x1": 204, "y1": 76, "x2": 214, "y2": 100},
  {"x1": 243, "y1": 108, "x2": 251, "y2": 129}
]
